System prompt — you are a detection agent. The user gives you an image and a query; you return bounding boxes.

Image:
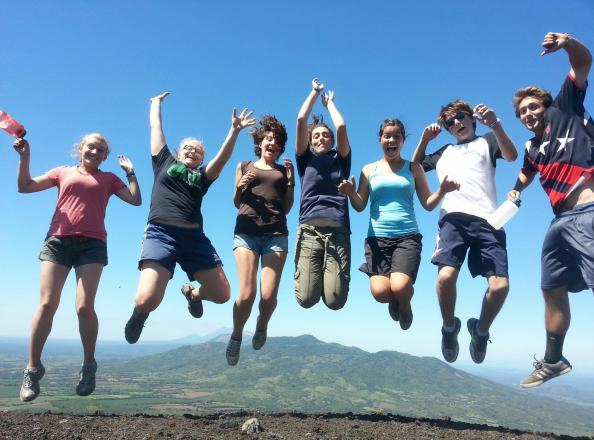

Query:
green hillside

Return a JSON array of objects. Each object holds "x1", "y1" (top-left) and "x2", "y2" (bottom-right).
[{"x1": 1, "y1": 335, "x2": 592, "y2": 436}]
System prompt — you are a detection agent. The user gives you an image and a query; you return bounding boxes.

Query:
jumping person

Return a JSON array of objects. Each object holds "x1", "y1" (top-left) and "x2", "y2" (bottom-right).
[
  {"x1": 124, "y1": 92, "x2": 255, "y2": 344},
  {"x1": 412, "y1": 100, "x2": 517, "y2": 364},
  {"x1": 294, "y1": 79, "x2": 352, "y2": 310},
  {"x1": 225, "y1": 115, "x2": 294, "y2": 366},
  {"x1": 508, "y1": 32, "x2": 593, "y2": 388},
  {"x1": 339, "y1": 118, "x2": 459, "y2": 330},
  {"x1": 14, "y1": 134, "x2": 141, "y2": 402}
]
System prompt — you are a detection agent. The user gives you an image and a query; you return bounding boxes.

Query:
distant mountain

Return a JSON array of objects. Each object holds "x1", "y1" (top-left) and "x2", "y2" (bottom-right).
[{"x1": 103, "y1": 335, "x2": 594, "y2": 436}]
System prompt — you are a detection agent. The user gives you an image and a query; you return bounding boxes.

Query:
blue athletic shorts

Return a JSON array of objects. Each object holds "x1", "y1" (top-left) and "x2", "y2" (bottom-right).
[
  {"x1": 233, "y1": 233, "x2": 288, "y2": 254},
  {"x1": 541, "y1": 202, "x2": 594, "y2": 292},
  {"x1": 138, "y1": 223, "x2": 222, "y2": 280},
  {"x1": 431, "y1": 213, "x2": 508, "y2": 278}
]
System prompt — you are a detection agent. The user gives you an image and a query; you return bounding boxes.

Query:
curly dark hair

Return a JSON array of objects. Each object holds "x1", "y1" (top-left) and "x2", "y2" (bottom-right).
[
  {"x1": 513, "y1": 86, "x2": 553, "y2": 117},
  {"x1": 308, "y1": 114, "x2": 335, "y2": 148},
  {"x1": 378, "y1": 118, "x2": 406, "y2": 139},
  {"x1": 250, "y1": 114, "x2": 288, "y2": 157}
]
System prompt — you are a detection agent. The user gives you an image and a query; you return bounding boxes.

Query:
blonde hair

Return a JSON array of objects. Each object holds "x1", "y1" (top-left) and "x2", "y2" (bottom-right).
[{"x1": 72, "y1": 132, "x2": 110, "y2": 161}]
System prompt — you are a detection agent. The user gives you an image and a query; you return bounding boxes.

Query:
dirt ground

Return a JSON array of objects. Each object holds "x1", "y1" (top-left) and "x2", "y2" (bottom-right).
[{"x1": 2, "y1": 411, "x2": 590, "y2": 440}]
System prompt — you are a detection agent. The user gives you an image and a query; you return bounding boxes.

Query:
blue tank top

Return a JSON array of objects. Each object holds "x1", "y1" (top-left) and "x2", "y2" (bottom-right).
[{"x1": 368, "y1": 160, "x2": 419, "y2": 237}]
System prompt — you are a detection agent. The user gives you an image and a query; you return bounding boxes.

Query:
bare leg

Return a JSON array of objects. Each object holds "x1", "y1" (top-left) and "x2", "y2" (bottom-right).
[
  {"x1": 436, "y1": 265, "x2": 459, "y2": 327},
  {"x1": 191, "y1": 266, "x2": 231, "y2": 304},
  {"x1": 28, "y1": 261, "x2": 71, "y2": 368},
  {"x1": 477, "y1": 275, "x2": 509, "y2": 333},
  {"x1": 231, "y1": 247, "x2": 259, "y2": 340},
  {"x1": 257, "y1": 251, "x2": 287, "y2": 331},
  {"x1": 134, "y1": 260, "x2": 171, "y2": 314},
  {"x1": 390, "y1": 272, "x2": 414, "y2": 314},
  {"x1": 74, "y1": 263, "x2": 104, "y2": 364}
]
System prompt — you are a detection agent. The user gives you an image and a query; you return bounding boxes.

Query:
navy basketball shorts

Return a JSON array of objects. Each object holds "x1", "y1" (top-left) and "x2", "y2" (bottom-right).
[
  {"x1": 431, "y1": 213, "x2": 508, "y2": 278},
  {"x1": 541, "y1": 202, "x2": 594, "y2": 292}
]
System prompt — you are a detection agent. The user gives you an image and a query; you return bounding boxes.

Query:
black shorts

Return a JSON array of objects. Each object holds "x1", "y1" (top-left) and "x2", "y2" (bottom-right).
[
  {"x1": 359, "y1": 234, "x2": 422, "y2": 282},
  {"x1": 431, "y1": 213, "x2": 508, "y2": 278},
  {"x1": 541, "y1": 202, "x2": 594, "y2": 292}
]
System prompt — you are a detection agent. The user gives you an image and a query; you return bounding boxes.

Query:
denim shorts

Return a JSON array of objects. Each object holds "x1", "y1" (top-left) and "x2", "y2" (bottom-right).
[
  {"x1": 39, "y1": 235, "x2": 108, "y2": 268},
  {"x1": 139, "y1": 223, "x2": 222, "y2": 280},
  {"x1": 233, "y1": 233, "x2": 288, "y2": 255}
]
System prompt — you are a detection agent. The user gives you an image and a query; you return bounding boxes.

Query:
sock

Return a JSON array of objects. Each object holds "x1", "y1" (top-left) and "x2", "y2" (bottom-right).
[
  {"x1": 544, "y1": 331, "x2": 565, "y2": 364},
  {"x1": 442, "y1": 323, "x2": 456, "y2": 333},
  {"x1": 475, "y1": 321, "x2": 489, "y2": 338}
]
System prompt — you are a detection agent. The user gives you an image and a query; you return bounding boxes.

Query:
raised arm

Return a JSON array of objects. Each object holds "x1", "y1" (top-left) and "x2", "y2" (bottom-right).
[
  {"x1": 149, "y1": 92, "x2": 170, "y2": 156},
  {"x1": 322, "y1": 90, "x2": 350, "y2": 157},
  {"x1": 13, "y1": 138, "x2": 55, "y2": 193},
  {"x1": 412, "y1": 123, "x2": 441, "y2": 164},
  {"x1": 296, "y1": 79, "x2": 324, "y2": 156},
  {"x1": 205, "y1": 108, "x2": 256, "y2": 182},
  {"x1": 541, "y1": 32, "x2": 592, "y2": 88},
  {"x1": 474, "y1": 104, "x2": 518, "y2": 162},
  {"x1": 412, "y1": 162, "x2": 459, "y2": 211},
  {"x1": 282, "y1": 158, "x2": 295, "y2": 214},
  {"x1": 115, "y1": 155, "x2": 142, "y2": 206},
  {"x1": 338, "y1": 166, "x2": 371, "y2": 212}
]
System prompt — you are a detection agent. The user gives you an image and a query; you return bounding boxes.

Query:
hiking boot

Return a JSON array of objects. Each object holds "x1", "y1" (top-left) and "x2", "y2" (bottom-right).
[
  {"x1": 441, "y1": 317, "x2": 461, "y2": 363},
  {"x1": 20, "y1": 363, "x2": 45, "y2": 402},
  {"x1": 467, "y1": 318, "x2": 490, "y2": 364},
  {"x1": 125, "y1": 307, "x2": 149, "y2": 344},
  {"x1": 76, "y1": 360, "x2": 97, "y2": 396},
  {"x1": 252, "y1": 328, "x2": 267, "y2": 350},
  {"x1": 226, "y1": 337, "x2": 241, "y2": 366},
  {"x1": 399, "y1": 303, "x2": 413, "y2": 330},
  {"x1": 181, "y1": 283, "x2": 203, "y2": 318},
  {"x1": 388, "y1": 301, "x2": 399, "y2": 321},
  {"x1": 520, "y1": 356, "x2": 572, "y2": 388}
]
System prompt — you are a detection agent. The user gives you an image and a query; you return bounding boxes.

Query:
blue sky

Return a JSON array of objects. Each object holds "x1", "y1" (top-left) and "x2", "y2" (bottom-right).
[{"x1": 1, "y1": 1, "x2": 593, "y2": 374}]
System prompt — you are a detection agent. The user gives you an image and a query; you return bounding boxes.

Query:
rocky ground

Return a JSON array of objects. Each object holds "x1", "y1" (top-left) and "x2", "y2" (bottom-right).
[{"x1": 1, "y1": 411, "x2": 590, "y2": 440}]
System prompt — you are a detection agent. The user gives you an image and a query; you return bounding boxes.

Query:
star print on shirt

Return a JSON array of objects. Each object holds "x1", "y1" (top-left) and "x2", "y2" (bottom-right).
[
  {"x1": 556, "y1": 128, "x2": 575, "y2": 153},
  {"x1": 539, "y1": 140, "x2": 550, "y2": 155}
]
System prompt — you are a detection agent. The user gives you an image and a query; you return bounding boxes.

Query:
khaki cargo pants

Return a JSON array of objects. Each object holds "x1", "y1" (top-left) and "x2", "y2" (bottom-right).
[{"x1": 294, "y1": 224, "x2": 351, "y2": 310}]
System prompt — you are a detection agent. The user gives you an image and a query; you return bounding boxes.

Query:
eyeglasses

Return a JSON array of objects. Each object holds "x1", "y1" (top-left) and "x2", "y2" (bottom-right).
[
  {"x1": 443, "y1": 112, "x2": 470, "y2": 128},
  {"x1": 182, "y1": 145, "x2": 203, "y2": 154}
]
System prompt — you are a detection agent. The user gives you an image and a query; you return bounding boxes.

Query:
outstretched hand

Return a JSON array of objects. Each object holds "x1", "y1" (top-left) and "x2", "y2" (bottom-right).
[
  {"x1": 473, "y1": 104, "x2": 498, "y2": 127},
  {"x1": 117, "y1": 155, "x2": 135, "y2": 174},
  {"x1": 231, "y1": 108, "x2": 256, "y2": 131},
  {"x1": 312, "y1": 78, "x2": 325, "y2": 93},
  {"x1": 237, "y1": 171, "x2": 256, "y2": 192},
  {"x1": 150, "y1": 91, "x2": 170, "y2": 102},
  {"x1": 322, "y1": 90, "x2": 334, "y2": 107},
  {"x1": 440, "y1": 175, "x2": 460, "y2": 194},
  {"x1": 421, "y1": 123, "x2": 441, "y2": 143},
  {"x1": 13, "y1": 138, "x2": 30, "y2": 157},
  {"x1": 338, "y1": 176, "x2": 356, "y2": 195},
  {"x1": 541, "y1": 32, "x2": 570, "y2": 56},
  {"x1": 283, "y1": 158, "x2": 295, "y2": 184}
]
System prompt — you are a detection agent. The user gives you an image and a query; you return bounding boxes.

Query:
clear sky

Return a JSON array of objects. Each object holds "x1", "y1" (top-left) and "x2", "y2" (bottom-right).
[{"x1": 1, "y1": 1, "x2": 593, "y2": 374}]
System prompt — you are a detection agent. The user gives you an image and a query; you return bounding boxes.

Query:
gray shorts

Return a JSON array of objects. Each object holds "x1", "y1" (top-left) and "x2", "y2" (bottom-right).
[
  {"x1": 39, "y1": 235, "x2": 108, "y2": 268},
  {"x1": 233, "y1": 233, "x2": 288, "y2": 255}
]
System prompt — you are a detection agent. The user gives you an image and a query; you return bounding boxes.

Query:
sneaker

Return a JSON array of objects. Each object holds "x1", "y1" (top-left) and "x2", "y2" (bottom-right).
[
  {"x1": 388, "y1": 301, "x2": 399, "y2": 321},
  {"x1": 76, "y1": 360, "x2": 97, "y2": 396},
  {"x1": 20, "y1": 363, "x2": 45, "y2": 402},
  {"x1": 399, "y1": 303, "x2": 413, "y2": 331},
  {"x1": 441, "y1": 317, "x2": 461, "y2": 363},
  {"x1": 252, "y1": 328, "x2": 267, "y2": 350},
  {"x1": 226, "y1": 338, "x2": 241, "y2": 366},
  {"x1": 125, "y1": 307, "x2": 149, "y2": 344},
  {"x1": 467, "y1": 318, "x2": 490, "y2": 364},
  {"x1": 520, "y1": 356, "x2": 572, "y2": 388},
  {"x1": 181, "y1": 283, "x2": 203, "y2": 318}
]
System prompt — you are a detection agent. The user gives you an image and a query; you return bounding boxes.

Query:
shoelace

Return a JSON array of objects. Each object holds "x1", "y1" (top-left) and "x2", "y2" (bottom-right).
[
  {"x1": 79, "y1": 366, "x2": 95, "y2": 385},
  {"x1": 531, "y1": 354, "x2": 543, "y2": 370},
  {"x1": 22, "y1": 371, "x2": 33, "y2": 387}
]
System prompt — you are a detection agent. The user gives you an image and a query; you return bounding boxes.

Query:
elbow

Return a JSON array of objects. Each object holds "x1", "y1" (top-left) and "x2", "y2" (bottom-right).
[
  {"x1": 133, "y1": 198, "x2": 142, "y2": 207},
  {"x1": 505, "y1": 152, "x2": 518, "y2": 162}
]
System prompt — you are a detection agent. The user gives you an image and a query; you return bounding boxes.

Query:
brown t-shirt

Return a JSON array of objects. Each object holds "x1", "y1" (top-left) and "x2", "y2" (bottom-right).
[{"x1": 234, "y1": 161, "x2": 288, "y2": 236}]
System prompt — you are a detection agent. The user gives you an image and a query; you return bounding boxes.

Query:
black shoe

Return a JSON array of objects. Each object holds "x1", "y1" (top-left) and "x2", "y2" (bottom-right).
[
  {"x1": 181, "y1": 283, "x2": 203, "y2": 318},
  {"x1": 467, "y1": 318, "x2": 490, "y2": 364},
  {"x1": 125, "y1": 308, "x2": 148, "y2": 344},
  {"x1": 399, "y1": 303, "x2": 413, "y2": 330},
  {"x1": 388, "y1": 301, "x2": 400, "y2": 321},
  {"x1": 441, "y1": 317, "x2": 461, "y2": 363},
  {"x1": 76, "y1": 360, "x2": 97, "y2": 396}
]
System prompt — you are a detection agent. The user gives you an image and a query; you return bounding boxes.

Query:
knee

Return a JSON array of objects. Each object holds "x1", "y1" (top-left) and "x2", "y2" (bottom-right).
[
  {"x1": 296, "y1": 293, "x2": 320, "y2": 309},
  {"x1": 76, "y1": 303, "x2": 96, "y2": 319},
  {"x1": 38, "y1": 299, "x2": 60, "y2": 318},
  {"x1": 213, "y1": 279, "x2": 231, "y2": 304},
  {"x1": 325, "y1": 298, "x2": 346, "y2": 311},
  {"x1": 324, "y1": 288, "x2": 348, "y2": 310},
  {"x1": 370, "y1": 286, "x2": 392, "y2": 304},
  {"x1": 489, "y1": 279, "x2": 509, "y2": 298},
  {"x1": 437, "y1": 272, "x2": 456, "y2": 293}
]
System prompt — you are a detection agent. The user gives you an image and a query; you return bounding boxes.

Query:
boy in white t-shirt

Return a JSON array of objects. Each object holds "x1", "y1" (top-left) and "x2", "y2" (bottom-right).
[{"x1": 412, "y1": 100, "x2": 517, "y2": 364}]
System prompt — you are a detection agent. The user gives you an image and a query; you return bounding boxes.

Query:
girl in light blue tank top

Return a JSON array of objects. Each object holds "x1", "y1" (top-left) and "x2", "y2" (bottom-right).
[{"x1": 338, "y1": 118, "x2": 459, "y2": 332}]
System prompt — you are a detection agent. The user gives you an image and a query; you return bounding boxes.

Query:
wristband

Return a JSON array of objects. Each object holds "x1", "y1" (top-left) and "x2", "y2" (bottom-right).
[
  {"x1": 488, "y1": 118, "x2": 501, "y2": 129},
  {"x1": 126, "y1": 172, "x2": 136, "y2": 178},
  {"x1": 287, "y1": 183, "x2": 295, "y2": 187}
]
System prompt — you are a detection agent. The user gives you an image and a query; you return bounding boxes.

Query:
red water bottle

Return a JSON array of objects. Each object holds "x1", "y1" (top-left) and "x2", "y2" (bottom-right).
[{"x1": 0, "y1": 110, "x2": 26, "y2": 138}]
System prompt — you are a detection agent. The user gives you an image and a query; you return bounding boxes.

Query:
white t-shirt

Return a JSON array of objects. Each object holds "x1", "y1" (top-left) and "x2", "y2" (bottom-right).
[{"x1": 422, "y1": 132, "x2": 502, "y2": 220}]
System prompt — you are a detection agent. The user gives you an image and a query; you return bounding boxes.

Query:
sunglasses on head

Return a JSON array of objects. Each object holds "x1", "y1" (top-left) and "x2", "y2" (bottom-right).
[{"x1": 443, "y1": 111, "x2": 471, "y2": 128}]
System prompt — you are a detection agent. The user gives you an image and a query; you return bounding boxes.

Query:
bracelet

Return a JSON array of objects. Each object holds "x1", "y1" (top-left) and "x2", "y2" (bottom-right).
[
  {"x1": 287, "y1": 183, "x2": 295, "y2": 187},
  {"x1": 126, "y1": 172, "x2": 136, "y2": 178},
  {"x1": 488, "y1": 118, "x2": 501, "y2": 129}
]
